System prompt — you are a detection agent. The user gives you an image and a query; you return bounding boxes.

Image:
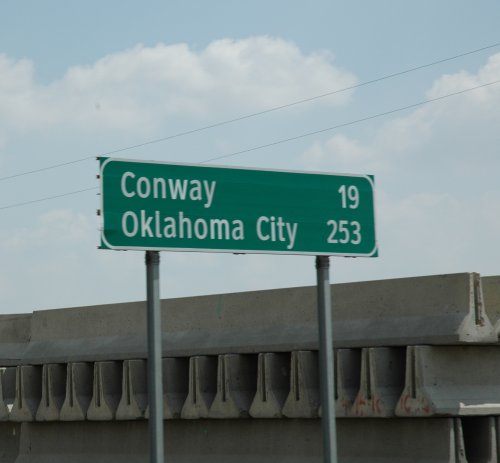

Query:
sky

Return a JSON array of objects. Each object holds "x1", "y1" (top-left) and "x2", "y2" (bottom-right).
[{"x1": 1, "y1": 1, "x2": 500, "y2": 313}]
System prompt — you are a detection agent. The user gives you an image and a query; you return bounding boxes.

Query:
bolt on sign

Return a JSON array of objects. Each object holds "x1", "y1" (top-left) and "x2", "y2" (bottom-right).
[{"x1": 99, "y1": 157, "x2": 377, "y2": 257}]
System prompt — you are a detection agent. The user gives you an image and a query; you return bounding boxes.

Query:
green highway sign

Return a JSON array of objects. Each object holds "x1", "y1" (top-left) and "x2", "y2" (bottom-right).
[{"x1": 99, "y1": 157, "x2": 377, "y2": 256}]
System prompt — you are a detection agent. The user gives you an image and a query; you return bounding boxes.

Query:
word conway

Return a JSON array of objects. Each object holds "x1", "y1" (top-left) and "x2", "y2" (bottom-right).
[{"x1": 121, "y1": 172, "x2": 216, "y2": 208}]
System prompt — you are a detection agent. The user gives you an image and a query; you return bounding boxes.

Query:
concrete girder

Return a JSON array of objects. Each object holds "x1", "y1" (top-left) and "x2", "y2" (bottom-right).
[
  {"x1": 352, "y1": 347, "x2": 405, "y2": 417},
  {"x1": 0, "y1": 273, "x2": 496, "y2": 367},
  {"x1": 249, "y1": 352, "x2": 290, "y2": 418},
  {"x1": 396, "y1": 346, "x2": 500, "y2": 417}
]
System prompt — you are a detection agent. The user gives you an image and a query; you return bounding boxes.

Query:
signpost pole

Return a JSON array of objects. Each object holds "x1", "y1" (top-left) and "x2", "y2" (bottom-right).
[
  {"x1": 146, "y1": 250, "x2": 164, "y2": 463},
  {"x1": 316, "y1": 255, "x2": 338, "y2": 463}
]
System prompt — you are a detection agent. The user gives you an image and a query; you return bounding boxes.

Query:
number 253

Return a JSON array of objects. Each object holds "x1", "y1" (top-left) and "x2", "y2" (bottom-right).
[{"x1": 327, "y1": 220, "x2": 361, "y2": 245}]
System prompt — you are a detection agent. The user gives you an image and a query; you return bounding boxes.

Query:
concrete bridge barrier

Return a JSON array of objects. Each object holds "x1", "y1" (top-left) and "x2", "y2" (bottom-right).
[
  {"x1": 396, "y1": 345, "x2": 500, "y2": 417},
  {"x1": 0, "y1": 273, "x2": 495, "y2": 368},
  {"x1": 0, "y1": 272, "x2": 499, "y2": 461}
]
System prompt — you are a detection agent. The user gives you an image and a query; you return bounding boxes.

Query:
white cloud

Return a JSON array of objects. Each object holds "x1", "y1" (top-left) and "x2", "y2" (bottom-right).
[
  {"x1": 0, "y1": 37, "x2": 357, "y2": 134},
  {"x1": 0, "y1": 55, "x2": 55, "y2": 131},
  {"x1": 427, "y1": 53, "x2": 500, "y2": 103},
  {"x1": 303, "y1": 134, "x2": 376, "y2": 173},
  {"x1": 303, "y1": 52, "x2": 500, "y2": 174}
]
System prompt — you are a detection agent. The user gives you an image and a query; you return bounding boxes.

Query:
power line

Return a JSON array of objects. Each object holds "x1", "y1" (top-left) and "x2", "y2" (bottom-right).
[
  {"x1": 0, "y1": 187, "x2": 98, "y2": 211},
  {"x1": 1, "y1": 77, "x2": 499, "y2": 212},
  {"x1": 98, "y1": 41, "x2": 500, "y2": 151},
  {"x1": 202, "y1": 78, "x2": 500, "y2": 163},
  {"x1": 0, "y1": 156, "x2": 95, "y2": 182},
  {"x1": 1, "y1": 40, "x2": 499, "y2": 183}
]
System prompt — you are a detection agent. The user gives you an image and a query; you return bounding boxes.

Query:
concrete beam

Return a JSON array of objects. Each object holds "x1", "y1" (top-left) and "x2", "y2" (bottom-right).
[
  {"x1": 0, "y1": 422, "x2": 20, "y2": 462},
  {"x1": 249, "y1": 353, "x2": 290, "y2": 418},
  {"x1": 180, "y1": 356, "x2": 217, "y2": 419},
  {"x1": 352, "y1": 347, "x2": 405, "y2": 417},
  {"x1": 208, "y1": 354, "x2": 257, "y2": 419},
  {"x1": 145, "y1": 357, "x2": 190, "y2": 419},
  {"x1": 86, "y1": 362, "x2": 121, "y2": 421},
  {"x1": 0, "y1": 367, "x2": 15, "y2": 421},
  {"x1": 6, "y1": 346, "x2": 500, "y2": 423},
  {"x1": 162, "y1": 357, "x2": 189, "y2": 419},
  {"x1": 282, "y1": 351, "x2": 319, "y2": 418},
  {"x1": 9, "y1": 366, "x2": 42, "y2": 422},
  {"x1": 0, "y1": 315, "x2": 30, "y2": 367},
  {"x1": 334, "y1": 348, "x2": 361, "y2": 417},
  {"x1": 35, "y1": 364, "x2": 66, "y2": 421},
  {"x1": 461, "y1": 416, "x2": 496, "y2": 463},
  {"x1": 116, "y1": 360, "x2": 147, "y2": 420},
  {"x1": 482, "y1": 275, "x2": 500, "y2": 336},
  {"x1": 338, "y1": 418, "x2": 467, "y2": 463},
  {"x1": 59, "y1": 362, "x2": 93, "y2": 421},
  {"x1": 12, "y1": 418, "x2": 481, "y2": 462},
  {"x1": 397, "y1": 345, "x2": 500, "y2": 416},
  {"x1": 1, "y1": 272, "x2": 494, "y2": 366}
]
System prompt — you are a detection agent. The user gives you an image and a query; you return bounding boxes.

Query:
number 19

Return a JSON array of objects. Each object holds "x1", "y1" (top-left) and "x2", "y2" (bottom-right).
[{"x1": 338, "y1": 185, "x2": 359, "y2": 209}]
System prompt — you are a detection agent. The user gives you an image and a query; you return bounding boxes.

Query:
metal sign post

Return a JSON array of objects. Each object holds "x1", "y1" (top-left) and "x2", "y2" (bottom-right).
[
  {"x1": 145, "y1": 250, "x2": 164, "y2": 463},
  {"x1": 316, "y1": 255, "x2": 338, "y2": 463}
]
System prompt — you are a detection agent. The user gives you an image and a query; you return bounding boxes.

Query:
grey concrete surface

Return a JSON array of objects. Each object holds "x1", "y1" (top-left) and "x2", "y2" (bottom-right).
[
  {"x1": 0, "y1": 368, "x2": 16, "y2": 421},
  {"x1": 0, "y1": 422, "x2": 20, "y2": 463},
  {"x1": 352, "y1": 347, "x2": 405, "y2": 417},
  {"x1": 86, "y1": 362, "x2": 121, "y2": 421},
  {"x1": 4, "y1": 345, "x2": 500, "y2": 422},
  {"x1": 159, "y1": 357, "x2": 189, "y2": 419},
  {"x1": 11, "y1": 418, "x2": 480, "y2": 462},
  {"x1": 145, "y1": 357, "x2": 190, "y2": 420},
  {"x1": 180, "y1": 356, "x2": 217, "y2": 419},
  {"x1": 59, "y1": 362, "x2": 92, "y2": 421},
  {"x1": 482, "y1": 276, "x2": 500, "y2": 337},
  {"x1": 249, "y1": 353, "x2": 290, "y2": 418},
  {"x1": 0, "y1": 370, "x2": 7, "y2": 422},
  {"x1": 35, "y1": 364, "x2": 66, "y2": 422},
  {"x1": 0, "y1": 316, "x2": 30, "y2": 367},
  {"x1": 282, "y1": 351, "x2": 319, "y2": 418},
  {"x1": 339, "y1": 418, "x2": 467, "y2": 463},
  {"x1": 9, "y1": 367, "x2": 42, "y2": 422},
  {"x1": 2, "y1": 273, "x2": 500, "y2": 460},
  {"x1": 461, "y1": 417, "x2": 496, "y2": 463},
  {"x1": 14, "y1": 420, "x2": 321, "y2": 463},
  {"x1": 0, "y1": 272, "x2": 495, "y2": 366},
  {"x1": 494, "y1": 418, "x2": 500, "y2": 463},
  {"x1": 208, "y1": 354, "x2": 257, "y2": 418},
  {"x1": 115, "y1": 360, "x2": 147, "y2": 420},
  {"x1": 396, "y1": 345, "x2": 500, "y2": 417},
  {"x1": 334, "y1": 348, "x2": 361, "y2": 417}
]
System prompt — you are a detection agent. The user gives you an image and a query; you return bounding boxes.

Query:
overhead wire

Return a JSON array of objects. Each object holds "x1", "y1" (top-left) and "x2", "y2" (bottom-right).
[
  {"x1": 202, "y1": 78, "x2": 500, "y2": 163},
  {"x1": 1, "y1": 40, "x2": 499, "y2": 183},
  {"x1": 0, "y1": 157, "x2": 96, "y2": 182},
  {"x1": 0, "y1": 187, "x2": 98, "y2": 211},
  {"x1": 1, "y1": 77, "x2": 499, "y2": 211},
  {"x1": 199, "y1": 79, "x2": 500, "y2": 164}
]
